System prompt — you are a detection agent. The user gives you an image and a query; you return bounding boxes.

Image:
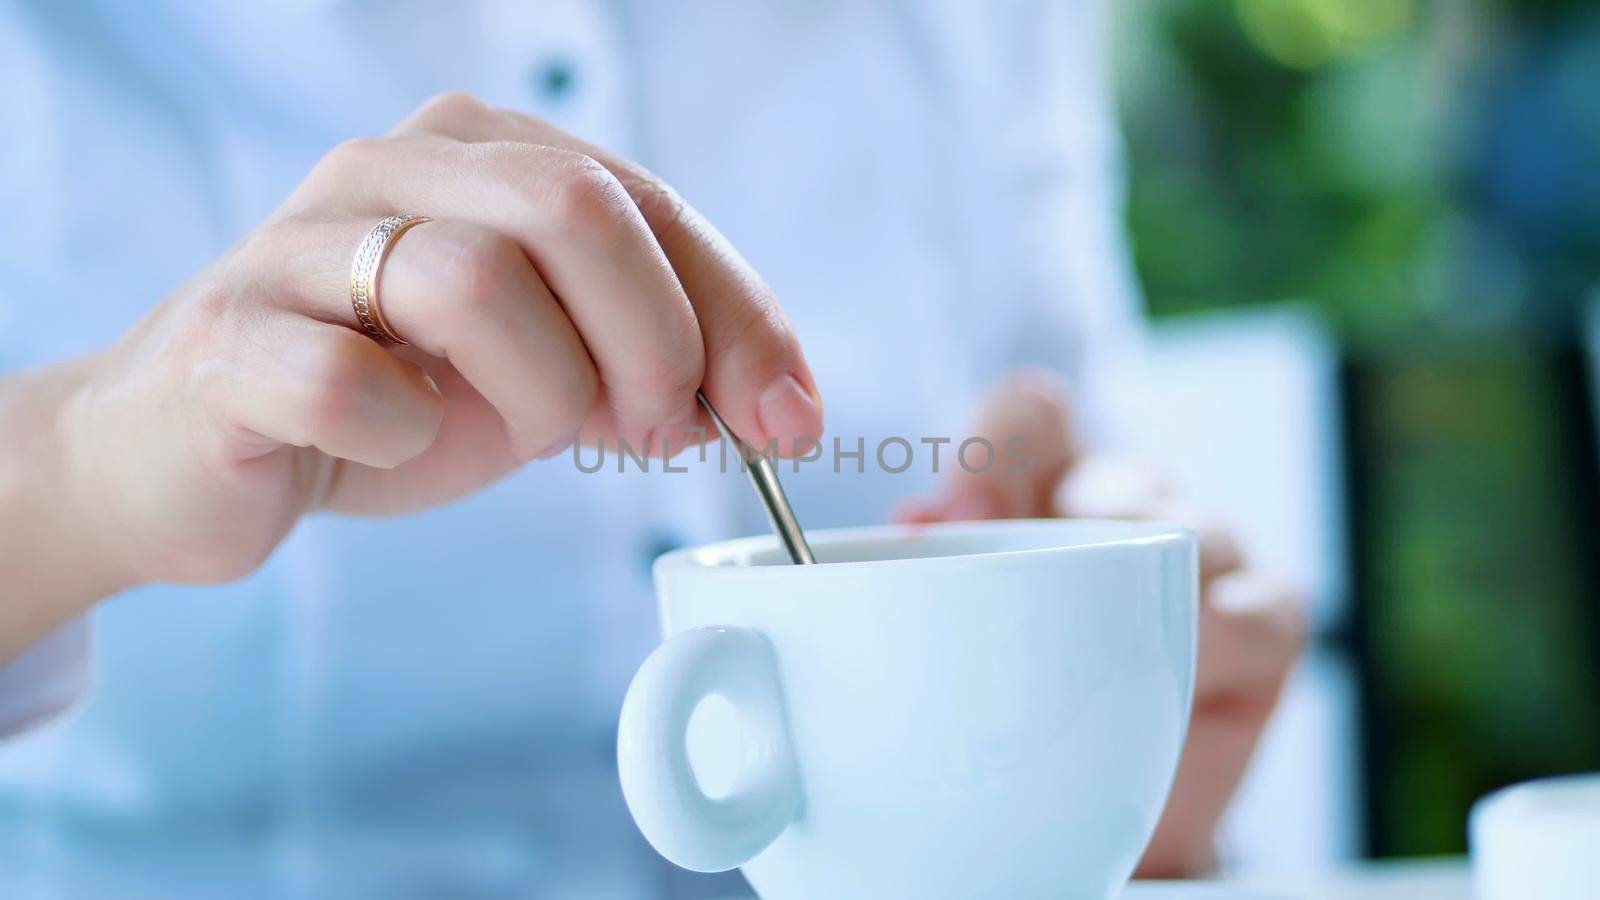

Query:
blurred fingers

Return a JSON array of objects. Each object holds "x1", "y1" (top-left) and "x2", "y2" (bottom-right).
[
  {"x1": 1054, "y1": 462, "x2": 1243, "y2": 583},
  {"x1": 894, "y1": 371, "x2": 1079, "y2": 523},
  {"x1": 1195, "y1": 569, "x2": 1305, "y2": 708},
  {"x1": 1154, "y1": 502, "x2": 1246, "y2": 585},
  {"x1": 1139, "y1": 569, "x2": 1305, "y2": 879}
]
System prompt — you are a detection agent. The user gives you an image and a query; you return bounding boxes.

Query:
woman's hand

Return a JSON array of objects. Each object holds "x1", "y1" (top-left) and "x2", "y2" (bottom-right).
[
  {"x1": 894, "y1": 371, "x2": 1304, "y2": 877},
  {"x1": 2, "y1": 92, "x2": 822, "y2": 660}
]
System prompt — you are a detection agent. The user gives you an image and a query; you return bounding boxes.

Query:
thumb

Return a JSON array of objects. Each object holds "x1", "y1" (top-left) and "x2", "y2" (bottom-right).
[{"x1": 894, "y1": 370, "x2": 1081, "y2": 523}]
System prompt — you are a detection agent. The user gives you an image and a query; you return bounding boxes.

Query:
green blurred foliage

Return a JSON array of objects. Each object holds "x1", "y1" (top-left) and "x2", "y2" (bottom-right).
[
  {"x1": 1364, "y1": 349, "x2": 1600, "y2": 854},
  {"x1": 1116, "y1": 0, "x2": 1600, "y2": 334},
  {"x1": 1114, "y1": 0, "x2": 1600, "y2": 857},
  {"x1": 1114, "y1": 0, "x2": 1448, "y2": 336}
]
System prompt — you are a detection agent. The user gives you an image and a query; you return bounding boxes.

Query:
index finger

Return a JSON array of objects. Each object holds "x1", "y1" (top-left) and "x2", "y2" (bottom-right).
[{"x1": 393, "y1": 94, "x2": 824, "y2": 455}]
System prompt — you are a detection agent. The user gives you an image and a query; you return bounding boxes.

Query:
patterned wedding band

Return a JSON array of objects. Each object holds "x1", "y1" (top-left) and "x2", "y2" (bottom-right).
[{"x1": 350, "y1": 213, "x2": 430, "y2": 345}]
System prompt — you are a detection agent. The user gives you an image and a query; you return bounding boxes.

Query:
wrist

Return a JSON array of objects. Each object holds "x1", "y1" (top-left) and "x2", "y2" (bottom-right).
[
  {"x1": 53, "y1": 356, "x2": 145, "y2": 599},
  {"x1": 0, "y1": 356, "x2": 138, "y2": 661}
]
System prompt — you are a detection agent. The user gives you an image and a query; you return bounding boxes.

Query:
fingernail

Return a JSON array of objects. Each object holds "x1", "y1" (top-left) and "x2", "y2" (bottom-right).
[
  {"x1": 756, "y1": 374, "x2": 823, "y2": 446},
  {"x1": 1054, "y1": 456, "x2": 1168, "y2": 519},
  {"x1": 1208, "y1": 571, "x2": 1272, "y2": 614}
]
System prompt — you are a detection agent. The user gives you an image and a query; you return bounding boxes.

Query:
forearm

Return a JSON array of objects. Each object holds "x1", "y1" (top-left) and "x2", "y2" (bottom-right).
[{"x1": 0, "y1": 356, "x2": 133, "y2": 663}]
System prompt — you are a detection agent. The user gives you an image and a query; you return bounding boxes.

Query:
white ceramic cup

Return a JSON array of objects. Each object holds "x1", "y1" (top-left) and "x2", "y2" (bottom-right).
[
  {"x1": 1471, "y1": 773, "x2": 1600, "y2": 900},
  {"x1": 617, "y1": 520, "x2": 1197, "y2": 899}
]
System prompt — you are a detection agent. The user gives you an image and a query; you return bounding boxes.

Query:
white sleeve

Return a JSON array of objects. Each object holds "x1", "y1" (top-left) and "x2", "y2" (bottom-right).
[
  {"x1": 0, "y1": 618, "x2": 92, "y2": 739},
  {"x1": 0, "y1": 17, "x2": 95, "y2": 741}
]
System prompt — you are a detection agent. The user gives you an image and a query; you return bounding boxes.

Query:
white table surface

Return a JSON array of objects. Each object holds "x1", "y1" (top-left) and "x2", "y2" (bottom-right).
[
  {"x1": 703, "y1": 859, "x2": 1476, "y2": 899},
  {"x1": 1128, "y1": 858, "x2": 1471, "y2": 899}
]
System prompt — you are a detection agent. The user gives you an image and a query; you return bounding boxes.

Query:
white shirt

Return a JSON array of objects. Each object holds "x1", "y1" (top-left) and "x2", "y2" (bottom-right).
[{"x1": 0, "y1": 1, "x2": 1141, "y2": 895}]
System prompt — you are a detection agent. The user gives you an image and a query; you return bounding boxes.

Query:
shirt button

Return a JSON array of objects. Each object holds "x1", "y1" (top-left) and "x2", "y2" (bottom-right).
[{"x1": 531, "y1": 57, "x2": 577, "y2": 104}]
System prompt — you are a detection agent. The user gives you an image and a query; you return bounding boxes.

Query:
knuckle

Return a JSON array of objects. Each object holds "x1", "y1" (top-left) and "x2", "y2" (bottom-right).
[
  {"x1": 316, "y1": 136, "x2": 388, "y2": 180},
  {"x1": 543, "y1": 153, "x2": 632, "y2": 236},
  {"x1": 179, "y1": 276, "x2": 234, "y2": 330},
  {"x1": 711, "y1": 301, "x2": 799, "y2": 386},
  {"x1": 437, "y1": 225, "x2": 528, "y2": 319},
  {"x1": 706, "y1": 289, "x2": 778, "y2": 356},
  {"x1": 629, "y1": 178, "x2": 693, "y2": 245},
  {"x1": 305, "y1": 137, "x2": 393, "y2": 195},
  {"x1": 416, "y1": 90, "x2": 486, "y2": 123}
]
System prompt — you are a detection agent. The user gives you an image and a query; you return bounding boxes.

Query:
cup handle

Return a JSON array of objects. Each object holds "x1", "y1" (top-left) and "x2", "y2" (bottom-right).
[{"x1": 617, "y1": 626, "x2": 800, "y2": 872}]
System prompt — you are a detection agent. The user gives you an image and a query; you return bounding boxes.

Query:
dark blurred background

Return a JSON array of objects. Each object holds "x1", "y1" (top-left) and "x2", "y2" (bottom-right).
[{"x1": 1114, "y1": 0, "x2": 1600, "y2": 860}]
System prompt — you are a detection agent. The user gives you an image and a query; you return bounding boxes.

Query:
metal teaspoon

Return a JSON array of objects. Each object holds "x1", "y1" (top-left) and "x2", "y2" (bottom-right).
[{"x1": 696, "y1": 390, "x2": 816, "y2": 565}]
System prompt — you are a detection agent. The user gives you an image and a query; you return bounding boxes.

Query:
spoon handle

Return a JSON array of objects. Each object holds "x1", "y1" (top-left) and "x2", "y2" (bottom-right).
[{"x1": 697, "y1": 391, "x2": 816, "y2": 565}]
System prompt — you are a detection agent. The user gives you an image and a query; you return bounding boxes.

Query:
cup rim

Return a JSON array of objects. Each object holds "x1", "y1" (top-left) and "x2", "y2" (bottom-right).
[{"x1": 655, "y1": 518, "x2": 1194, "y2": 577}]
